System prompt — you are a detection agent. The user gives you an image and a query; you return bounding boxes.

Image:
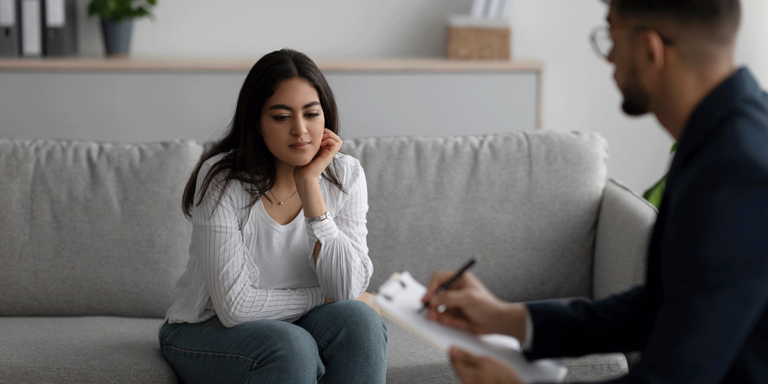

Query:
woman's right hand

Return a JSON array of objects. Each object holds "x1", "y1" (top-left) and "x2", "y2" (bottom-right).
[{"x1": 293, "y1": 128, "x2": 343, "y2": 186}]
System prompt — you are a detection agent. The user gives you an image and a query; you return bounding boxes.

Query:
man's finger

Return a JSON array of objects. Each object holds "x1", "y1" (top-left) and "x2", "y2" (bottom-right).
[
  {"x1": 422, "y1": 270, "x2": 456, "y2": 303},
  {"x1": 437, "y1": 313, "x2": 471, "y2": 330},
  {"x1": 450, "y1": 346, "x2": 480, "y2": 367},
  {"x1": 430, "y1": 288, "x2": 470, "y2": 310}
]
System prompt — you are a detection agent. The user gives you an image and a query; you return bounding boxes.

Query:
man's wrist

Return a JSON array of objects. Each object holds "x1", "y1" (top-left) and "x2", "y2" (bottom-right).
[{"x1": 500, "y1": 303, "x2": 528, "y2": 342}]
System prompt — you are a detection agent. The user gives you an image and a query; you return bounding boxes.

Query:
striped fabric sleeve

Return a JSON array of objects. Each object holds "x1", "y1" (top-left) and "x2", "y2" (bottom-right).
[
  {"x1": 193, "y1": 165, "x2": 323, "y2": 327},
  {"x1": 306, "y1": 164, "x2": 373, "y2": 302}
]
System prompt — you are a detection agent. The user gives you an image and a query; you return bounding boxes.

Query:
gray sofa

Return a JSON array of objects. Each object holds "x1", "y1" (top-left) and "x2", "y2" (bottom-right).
[{"x1": 0, "y1": 131, "x2": 657, "y2": 383}]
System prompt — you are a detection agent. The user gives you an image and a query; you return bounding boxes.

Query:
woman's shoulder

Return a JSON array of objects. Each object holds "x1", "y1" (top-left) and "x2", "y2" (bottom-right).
[
  {"x1": 199, "y1": 153, "x2": 228, "y2": 175},
  {"x1": 195, "y1": 152, "x2": 245, "y2": 198},
  {"x1": 329, "y1": 153, "x2": 366, "y2": 189}
]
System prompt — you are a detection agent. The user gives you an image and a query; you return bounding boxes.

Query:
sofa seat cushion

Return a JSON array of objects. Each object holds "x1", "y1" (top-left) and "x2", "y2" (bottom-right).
[
  {"x1": 562, "y1": 353, "x2": 628, "y2": 382},
  {"x1": 0, "y1": 317, "x2": 176, "y2": 383},
  {"x1": 0, "y1": 316, "x2": 627, "y2": 384},
  {"x1": 384, "y1": 318, "x2": 459, "y2": 383}
]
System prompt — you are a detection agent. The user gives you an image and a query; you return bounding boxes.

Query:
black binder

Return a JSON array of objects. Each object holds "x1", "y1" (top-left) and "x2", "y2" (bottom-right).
[
  {"x1": 43, "y1": 0, "x2": 77, "y2": 56},
  {"x1": 0, "y1": 0, "x2": 19, "y2": 57}
]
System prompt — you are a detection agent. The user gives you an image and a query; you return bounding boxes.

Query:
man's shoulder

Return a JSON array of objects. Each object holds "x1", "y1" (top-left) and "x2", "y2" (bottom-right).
[
  {"x1": 708, "y1": 110, "x2": 768, "y2": 178},
  {"x1": 669, "y1": 110, "x2": 768, "y2": 210}
]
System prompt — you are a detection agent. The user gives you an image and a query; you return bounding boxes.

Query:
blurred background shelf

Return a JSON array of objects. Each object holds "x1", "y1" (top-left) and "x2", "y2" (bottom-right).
[
  {"x1": 0, "y1": 57, "x2": 543, "y2": 141},
  {"x1": 0, "y1": 56, "x2": 542, "y2": 73}
]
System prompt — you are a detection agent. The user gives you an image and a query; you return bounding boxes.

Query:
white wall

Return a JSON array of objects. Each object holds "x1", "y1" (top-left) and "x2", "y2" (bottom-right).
[
  {"x1": 60, "y1": 0, "x2": 768, "y2": 192},
  {"x1": 76, "y1": 0, "x2": 470, "y2": 58}
]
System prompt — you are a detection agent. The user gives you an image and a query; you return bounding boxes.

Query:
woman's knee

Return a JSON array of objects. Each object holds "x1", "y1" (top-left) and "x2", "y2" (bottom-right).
[
  {"x1": 333, "y1": 300, "x2": 388, "y2": 344},
  {"x1": 239, "y1": 320, "x2": 321, "y2": 362},
  {"x1": 234, "y1": 320, "x2": 324, "y2": 383}
]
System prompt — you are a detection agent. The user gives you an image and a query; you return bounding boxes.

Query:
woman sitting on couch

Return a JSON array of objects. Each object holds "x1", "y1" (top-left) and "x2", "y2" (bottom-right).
[{"x1": 159, "y1": 49, "x2": 387, "y2": 384}]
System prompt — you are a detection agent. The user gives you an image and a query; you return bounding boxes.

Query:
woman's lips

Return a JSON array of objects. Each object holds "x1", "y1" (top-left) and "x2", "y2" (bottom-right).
[{"x1": 289, "y1": 141, "x2": 311, "y2": 150}]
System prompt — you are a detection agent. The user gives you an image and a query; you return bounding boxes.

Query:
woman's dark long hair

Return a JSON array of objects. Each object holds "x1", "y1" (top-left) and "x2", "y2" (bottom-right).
[{"x1": 182, "y1": 49, "x2": 344, "y2": 219}]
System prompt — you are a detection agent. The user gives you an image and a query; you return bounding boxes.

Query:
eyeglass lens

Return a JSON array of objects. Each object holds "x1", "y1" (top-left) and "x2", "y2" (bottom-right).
[{"x1": 593, "y1": 28, "x2": 613, "y2": 59}]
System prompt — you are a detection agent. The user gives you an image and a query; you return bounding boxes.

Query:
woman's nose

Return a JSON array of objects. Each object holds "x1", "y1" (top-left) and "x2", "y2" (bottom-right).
[{"x1": 291, "y1": 118, "x2": 308, "y2": 137}]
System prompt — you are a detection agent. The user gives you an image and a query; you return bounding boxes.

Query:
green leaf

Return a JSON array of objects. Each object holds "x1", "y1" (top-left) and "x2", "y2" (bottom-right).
[
  {"x1": 134, "y1": 6, "x2": 149, "y2": 17},
  {"x1": 642, "y1": 176, "x2": 666, "y2": 209},
  {"x1": 641, "y1": 142, "x2": 677, "y2": 209},
  {"x1": 88, "y1": 0, "x2": 156, "y2": 20}
]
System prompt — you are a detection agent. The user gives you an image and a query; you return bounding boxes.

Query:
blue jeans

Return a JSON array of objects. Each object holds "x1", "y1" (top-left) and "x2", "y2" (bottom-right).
[{"x1": 159, "y1": 300, "x2": 388, "y2": 384}]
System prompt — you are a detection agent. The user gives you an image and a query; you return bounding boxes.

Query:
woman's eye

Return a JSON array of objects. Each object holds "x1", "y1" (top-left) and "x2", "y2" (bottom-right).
[
  {"x1": 306, "y1": 112, "x2": 321, "y2": 119},
  {"x1": 273, "y1": 115, "x2": 289, "y2": 122}
]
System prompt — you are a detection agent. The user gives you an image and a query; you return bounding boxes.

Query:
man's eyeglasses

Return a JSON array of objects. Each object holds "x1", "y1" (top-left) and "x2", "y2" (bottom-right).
[{"x1": 590, "y1": 25, "x2": 675, "y2": 61}]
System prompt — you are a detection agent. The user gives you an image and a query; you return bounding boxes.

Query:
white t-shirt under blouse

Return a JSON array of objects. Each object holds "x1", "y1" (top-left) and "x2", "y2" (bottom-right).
[{"x1": 165, "y1": 153, "x2": 373, "y2": 327}]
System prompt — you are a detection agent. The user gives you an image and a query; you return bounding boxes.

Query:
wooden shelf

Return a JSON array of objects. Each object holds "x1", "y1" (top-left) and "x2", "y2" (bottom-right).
[{"x1": 0, "y1": 56, "x2": 542, "y2": 73}]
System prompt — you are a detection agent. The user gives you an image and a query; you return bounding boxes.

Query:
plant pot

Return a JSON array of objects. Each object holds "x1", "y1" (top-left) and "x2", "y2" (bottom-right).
[{"x1": 100, "y1": 19, "x2": 133, "y2": 57}]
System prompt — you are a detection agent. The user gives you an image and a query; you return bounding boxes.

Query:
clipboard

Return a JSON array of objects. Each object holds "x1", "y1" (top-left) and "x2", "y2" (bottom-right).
[{"x1": 374, "y1": 271, "x2": 567, "y2": 383}]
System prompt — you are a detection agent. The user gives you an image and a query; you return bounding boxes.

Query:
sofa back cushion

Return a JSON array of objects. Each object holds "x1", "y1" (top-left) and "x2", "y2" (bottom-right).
[
  {"x1": 0, "y1": 140, "x2": 201, "y2": 318},
  {"x1": 342, "y1": 131, "x2": 608, "y2": 302}
]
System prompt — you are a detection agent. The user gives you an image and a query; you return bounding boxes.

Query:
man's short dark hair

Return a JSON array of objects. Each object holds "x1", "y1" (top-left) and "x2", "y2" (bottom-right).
[{"x1": 605, "y1": 0, "x2": 741, "y2": 40}]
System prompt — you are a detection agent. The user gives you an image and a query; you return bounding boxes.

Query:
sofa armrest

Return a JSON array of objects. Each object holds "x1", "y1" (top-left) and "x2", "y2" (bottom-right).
[{"x1": 593, "y1": 178, "x2": 657, "y2": 300}]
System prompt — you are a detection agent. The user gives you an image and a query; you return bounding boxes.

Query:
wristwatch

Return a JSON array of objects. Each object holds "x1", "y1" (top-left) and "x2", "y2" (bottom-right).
[{"x1": 306, "y1": 211, "x2": 331, "y2": 223}]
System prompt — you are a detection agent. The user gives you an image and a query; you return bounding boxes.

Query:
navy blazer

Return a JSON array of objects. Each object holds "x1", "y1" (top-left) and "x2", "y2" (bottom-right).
[{"x1": 525, "y1": 68, "x2": 768, "y2": 384}]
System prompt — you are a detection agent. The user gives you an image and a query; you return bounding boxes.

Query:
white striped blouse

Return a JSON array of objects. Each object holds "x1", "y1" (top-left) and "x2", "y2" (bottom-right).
[{"x1": 165, "y1": 153, "x2": 373, "y2": 327}]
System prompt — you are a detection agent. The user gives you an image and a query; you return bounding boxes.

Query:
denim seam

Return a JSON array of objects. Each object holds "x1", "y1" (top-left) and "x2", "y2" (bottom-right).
[{"x1": 161, "y1": 340, "x2": 261, "y2": 370}]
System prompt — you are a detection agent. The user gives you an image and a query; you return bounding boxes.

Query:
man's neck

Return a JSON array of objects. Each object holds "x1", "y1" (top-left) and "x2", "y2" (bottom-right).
[{"x1": 652, "y1": 62, "x2": 736, "y2": 141}]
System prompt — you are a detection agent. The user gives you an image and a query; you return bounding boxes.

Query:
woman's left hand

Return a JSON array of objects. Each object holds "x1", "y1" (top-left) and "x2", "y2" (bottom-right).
[
  {"x1": 356, "y1": 292, "x2": 382, "y2": 317},
  {"x1": 294, "y1": 128, "x2": 342, "y2": 185}
]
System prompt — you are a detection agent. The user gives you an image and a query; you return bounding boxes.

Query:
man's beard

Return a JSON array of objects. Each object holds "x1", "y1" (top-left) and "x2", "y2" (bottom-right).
[{"x1": 620, "y1": 65, "x2": 651, "y2": 116}]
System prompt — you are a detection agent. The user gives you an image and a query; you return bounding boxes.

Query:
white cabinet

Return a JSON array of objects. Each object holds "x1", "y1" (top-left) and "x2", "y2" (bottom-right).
[
  {"x1": 0, "y1": 58, "x2": 542, "y2": 141},
  {"x1": 327, "y1": 71, "x2": 540, "y2": 138}
]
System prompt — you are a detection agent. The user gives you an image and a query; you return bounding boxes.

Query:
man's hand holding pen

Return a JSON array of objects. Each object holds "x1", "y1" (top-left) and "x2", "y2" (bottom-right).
[
  {"x1": 420, "y1": 270, "x2": 525, "y2": 338},
  {"x1": 421, "y1": 270, "x2": 529, "y2": 384}
]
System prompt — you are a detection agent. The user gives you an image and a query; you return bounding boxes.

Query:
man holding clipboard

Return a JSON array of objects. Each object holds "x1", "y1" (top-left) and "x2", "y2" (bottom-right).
[{"x1": 422, "y1": 0, "x2": 768, "y2": 383}]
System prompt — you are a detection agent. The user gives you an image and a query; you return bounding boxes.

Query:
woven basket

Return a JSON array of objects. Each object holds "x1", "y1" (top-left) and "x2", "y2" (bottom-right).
[{"x1": 447, "y1": 26, "x2": 512, "y2": 60}]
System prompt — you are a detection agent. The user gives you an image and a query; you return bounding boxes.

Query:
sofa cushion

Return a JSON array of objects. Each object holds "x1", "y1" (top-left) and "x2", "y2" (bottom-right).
[
  {"x1": 0, "y1": 317, "x2": 177, "y2": 383},
  {"x1": 342, "y1": 131, "x2": 608, "y2": 302},
  {"x1": 562, "y1": 353, "x2": 628, "y2": 382},
  {"x1": 384, "y1": 318, "x2": 460, "y2": 383},
  {"x1": 0, "y1": 140, "x2": 202, "y2": 318}
]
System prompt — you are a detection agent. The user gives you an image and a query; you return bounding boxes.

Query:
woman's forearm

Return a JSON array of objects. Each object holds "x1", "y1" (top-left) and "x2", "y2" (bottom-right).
[
  {"x1": 297, "y1": 178, "x2": 329, "y2": 266},
  {"x1": 297, "y1": 179, "x2": 329, "y2": 220},
  {"x1": 312, "y1": 230, "x2": 373, "y2": 301}
]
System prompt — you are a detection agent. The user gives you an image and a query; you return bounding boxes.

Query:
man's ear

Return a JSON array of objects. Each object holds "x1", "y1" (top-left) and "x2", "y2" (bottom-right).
[{"x1": 644, "y1": 30, "x2": 667, "y2": 72}]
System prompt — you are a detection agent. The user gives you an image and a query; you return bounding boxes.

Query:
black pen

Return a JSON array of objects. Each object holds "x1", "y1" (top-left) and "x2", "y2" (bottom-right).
[{"x1": 420, "y1": 257, "x2": 476, "y2": 313}]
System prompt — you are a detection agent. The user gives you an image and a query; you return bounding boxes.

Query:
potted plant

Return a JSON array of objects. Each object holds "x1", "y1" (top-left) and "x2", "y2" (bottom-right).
[{"x1": 88, "y1": 0, "x2": 157, "y2": 57}]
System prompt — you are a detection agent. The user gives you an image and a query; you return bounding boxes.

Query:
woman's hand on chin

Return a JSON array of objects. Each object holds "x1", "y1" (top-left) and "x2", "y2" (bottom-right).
[{"x1": 294, "y1": 128, "x2": 342, "y2": 186}]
